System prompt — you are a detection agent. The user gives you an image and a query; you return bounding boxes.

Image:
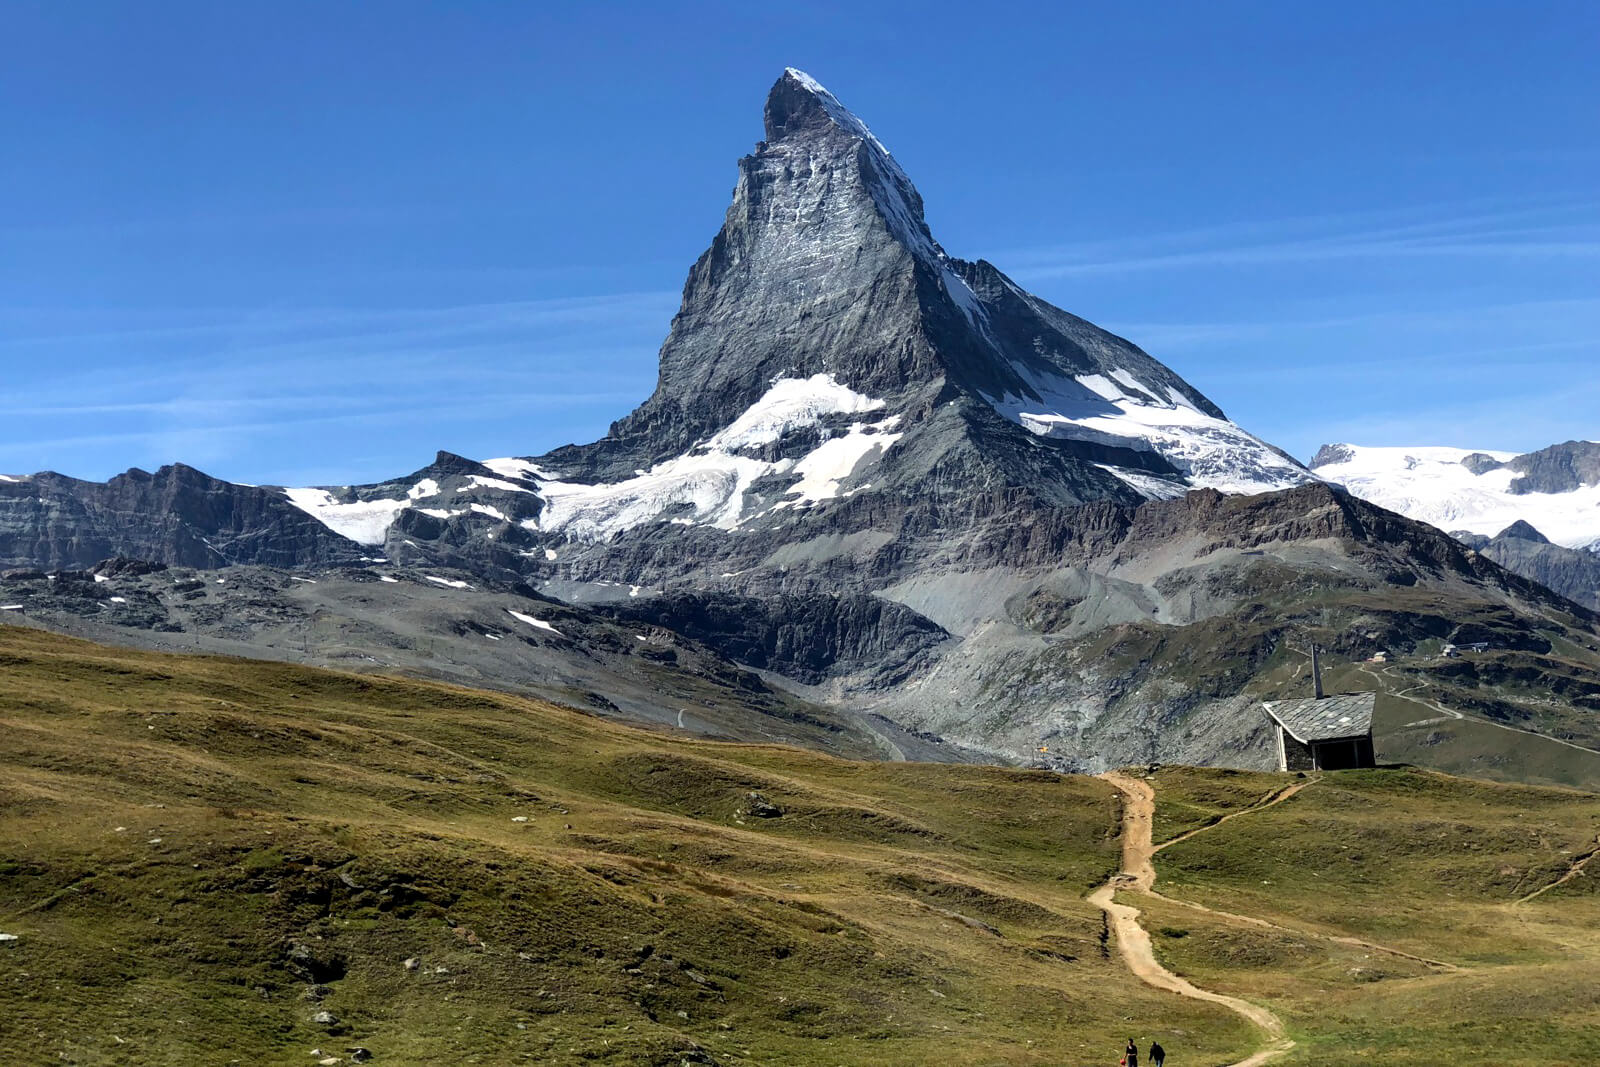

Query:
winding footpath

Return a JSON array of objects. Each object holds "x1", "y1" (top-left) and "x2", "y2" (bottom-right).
[{"x1": 1088, "y1": 772, "x2": 1295, "y2": 1067}]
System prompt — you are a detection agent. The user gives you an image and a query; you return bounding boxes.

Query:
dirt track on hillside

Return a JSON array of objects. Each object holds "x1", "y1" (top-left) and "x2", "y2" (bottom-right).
[{"x1": 1089, "y1": 772, "x2": 1295, "y2": 1067}]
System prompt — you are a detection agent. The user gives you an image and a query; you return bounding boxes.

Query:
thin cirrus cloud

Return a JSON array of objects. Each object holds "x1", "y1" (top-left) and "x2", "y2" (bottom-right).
[
  {"x1": 999, "y1": 200, "x2": 1600, "y2": 280},
  {"x1": 0, "y1": 291, "x2": 678, "y2": 353},
  {"x1": 0, "y1": 290, "x2": 679, "y2": 483},
  {"x1": 1104, "y1": 296, "x2": 1600, "y2": 353}
]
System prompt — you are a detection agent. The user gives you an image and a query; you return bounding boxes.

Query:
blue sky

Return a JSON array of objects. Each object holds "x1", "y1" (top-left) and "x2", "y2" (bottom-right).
[{"x1": 2, "y1": 1, "x2": 1595, "y2": 485}]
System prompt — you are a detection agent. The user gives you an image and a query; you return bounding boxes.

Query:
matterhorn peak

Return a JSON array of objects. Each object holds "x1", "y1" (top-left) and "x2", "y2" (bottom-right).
[
  {"x1": 587, "y1": 68, "x2": 1312, "y2": 505},
  {"x1": 765, "y1": 68, "x2": 896, "y2": 156}
]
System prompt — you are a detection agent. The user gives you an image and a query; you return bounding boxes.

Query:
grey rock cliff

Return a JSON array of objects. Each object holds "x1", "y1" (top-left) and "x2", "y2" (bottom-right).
[{"x1": 0, "y1": 464, "x2": 364, "y2": 570}]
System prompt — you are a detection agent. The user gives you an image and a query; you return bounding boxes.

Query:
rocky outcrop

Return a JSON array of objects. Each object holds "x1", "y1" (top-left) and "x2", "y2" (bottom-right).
[
  {"x1": 0, "y1": 465, "x2": 364, "y2": 571},
  {"x1": 1473, "y1": 521, "x2": 1600, "y2": 612},
  {"x1": 1506, "y1": 441, "x2": 1600, "y2": 496},
  {"x1": 1449, "y1": 442, "x2": 1600, "y2": 495},
  {"x1": 597, "y1": 592, "x2": 949, "y2": 686}
]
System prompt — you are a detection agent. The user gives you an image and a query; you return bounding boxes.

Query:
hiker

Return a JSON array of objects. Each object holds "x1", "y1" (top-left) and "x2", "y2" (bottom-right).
[
  {"x1": 1123, "y1": 1037, "x2": 1138, "y2": 1066},
  {"x1": 1149, "y1": 1040, "x2": 1165, "y2": 1067}
]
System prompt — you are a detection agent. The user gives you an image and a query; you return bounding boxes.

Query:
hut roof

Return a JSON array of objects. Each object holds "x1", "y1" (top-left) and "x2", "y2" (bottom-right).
[{"x1": 1261, "y1": 692, "x2": 1375, "y2": 744}]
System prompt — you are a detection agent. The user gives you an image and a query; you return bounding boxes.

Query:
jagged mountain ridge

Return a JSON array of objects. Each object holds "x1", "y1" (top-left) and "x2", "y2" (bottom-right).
[{"x1": 1455, "y1": 522, "x2": 1600, "y2": 612}]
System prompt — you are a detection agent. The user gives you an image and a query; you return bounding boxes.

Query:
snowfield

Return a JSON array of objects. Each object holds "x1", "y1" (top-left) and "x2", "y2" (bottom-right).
[
  {"x1": 986, "y1": 365, "x2": 1312, "y2": 496},
  {"x1": 283, "y1": 376, "x2": 900, "y2": 547},
  {"x1": 282, "y1": 488, "x2": 411, "y2": 545},
  {"x1": 527, "y1": 375, "x2": 901, "y2": 542},
  {"x1": 1313, "y1": 444, "x2": 1600, "y2": 548}
]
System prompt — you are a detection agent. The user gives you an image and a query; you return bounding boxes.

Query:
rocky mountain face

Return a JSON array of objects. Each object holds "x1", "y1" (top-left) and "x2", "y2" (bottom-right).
[
  {"x1": 0, "y1": 464, "x2": 366, "y2": 571},
  {"x1": 1455, "y1": 521, "x2": 1600, "y2": 612},
  {"x1": 3, "y1": 70, "x2": 1597, "y2": 775}
]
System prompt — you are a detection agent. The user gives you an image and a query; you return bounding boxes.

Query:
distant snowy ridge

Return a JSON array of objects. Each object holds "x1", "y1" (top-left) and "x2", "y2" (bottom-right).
[{"x1": 1312, "y1": 443, "x2": 1600, "y2": 549}]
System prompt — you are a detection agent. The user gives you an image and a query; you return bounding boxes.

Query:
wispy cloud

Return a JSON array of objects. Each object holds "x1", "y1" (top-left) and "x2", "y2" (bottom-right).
[
  {"x1": 0, "y1": 291, "x2": 677, "y2": 351},
  {"x1": 998, "y1": 200, "x2": 1600, "y2": 280},
  {"x1": 1103, "y1": 297, "x2": 1600, "y2": 352},
  {"x1": 0, "y1": 291, "x2": 679, "y2": 482}
]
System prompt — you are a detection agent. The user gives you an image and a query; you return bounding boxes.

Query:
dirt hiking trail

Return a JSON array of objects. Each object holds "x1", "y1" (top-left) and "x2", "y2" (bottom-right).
[{"x1": 1089, "y1": 772, "x2": 1295, "y2": 1067}]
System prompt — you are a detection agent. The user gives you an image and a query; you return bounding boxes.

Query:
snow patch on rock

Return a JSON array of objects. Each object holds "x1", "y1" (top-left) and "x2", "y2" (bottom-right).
[
  {"x1": 1095, "y1": 464, "x2": 1189, "y2": 500},
  {"x1": 282, "y1": 488, "x2": 409, "y2": 546},
  {"x1": 507, "y1": 609, "x2": 562, "y2": 636},
  {"x1": 706, "y1": 374, "x2": 885, "y2": 451},
  {"x1": 482, "y1": 458, "x2": 552, "y2": 481},
  {"x1": 777, "y1": 417, "x2": 903, "y2": 508},
  {"x1": 466, "y1": 475, "x2": 533, "y2": 494},
  {"x1": 527, "y1": 375, "x2": 897, "y2": 542},
  {"x1": 986, "y1": 365, "x2": 1310, "y2": 496}
]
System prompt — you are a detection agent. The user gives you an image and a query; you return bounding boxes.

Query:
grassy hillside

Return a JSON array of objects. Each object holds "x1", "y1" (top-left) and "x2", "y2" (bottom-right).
[
  {"x1": 3, "y1": 623, "x2": 1598, "y2": 1065},
  {"x1": 0, "y1": 624, "x2": 1249, "y2": 1066},
  {"x1": 1149, "y1": 768, "x2": 1600, "y2": 1064}
]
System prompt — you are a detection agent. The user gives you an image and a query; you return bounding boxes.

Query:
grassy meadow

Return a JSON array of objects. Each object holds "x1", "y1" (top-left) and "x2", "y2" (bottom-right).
[{"x1": 1, "y1": 623, "x2": 1597, "y2": 1065}]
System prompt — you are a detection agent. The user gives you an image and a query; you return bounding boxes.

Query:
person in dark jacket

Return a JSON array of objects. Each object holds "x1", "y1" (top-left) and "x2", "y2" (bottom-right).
[
  {"x1": 1149, "y1": 1040, "x2": 1165, "y2": 1066},
  {"x1": 1124, "y1": 1038, "x2": 1138, "y2": 1066}
]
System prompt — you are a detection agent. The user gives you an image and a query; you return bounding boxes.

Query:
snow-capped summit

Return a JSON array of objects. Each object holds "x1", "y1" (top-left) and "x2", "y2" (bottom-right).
[
  {"x1": 5, "y1": 70, "x2": 1318, "y2": 568},
  {"x1": 265, "y1": 69, "x2": 1315, "y2": 553},
  {"x1": 562, "y1": 68, "x2": 1311, "y2": 521},
  {"x1": 1311, "y1": 441, "x2": 1600, "y2": 551}
]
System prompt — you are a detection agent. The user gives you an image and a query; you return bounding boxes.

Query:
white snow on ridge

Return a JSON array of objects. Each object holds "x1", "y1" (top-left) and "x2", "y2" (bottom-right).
[
  {"x1": 529, "y1": 375, "x2": 900, "y2": 542},
  {"x1": 777, "y1": 417, "x2": 903, "y2": 508},
  {"x1": 466, "y1": 474, "x2": 533, "y2": 494},
  {"x1": 986, "y1": 364, "x2": 1311, "y2": 496},
  {"x1": 286, "y1": 375, "x2": 899, "y2": 547},
  {"x1": 941, "y1": 266, "x2": 993, "y2": 338},
  {"x1": 708, "y1": 374, "x2": 885, "y2": 450},
  {"x1": 283, "y1": 488, "x2": 410, "y2": 546},
  {"x1": 482, "y1": 457, "x2": 552, "y2": 481},
  {"x1": 287, "y1": 471, "x2": 538, "y2": 544},
  {"x1": 1313, "y1": 444, "x2": 1600, "y2": 548},
  {"x1": 424, "y1": 575, "x2": 474, "y2": 590},
  {"x1": 533, "y1": 453, "x2": 776, "y2": 541},
  {"x1": 1095, "y1": 464, "x2": 1189, "y2": 500}
]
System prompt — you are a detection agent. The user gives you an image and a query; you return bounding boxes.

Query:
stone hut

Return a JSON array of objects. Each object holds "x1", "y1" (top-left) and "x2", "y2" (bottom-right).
[{"x1": 1260, "y1": 647, "x2": 1377, "y2": 772}]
